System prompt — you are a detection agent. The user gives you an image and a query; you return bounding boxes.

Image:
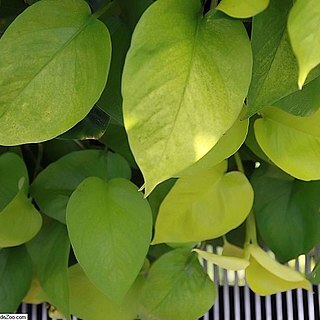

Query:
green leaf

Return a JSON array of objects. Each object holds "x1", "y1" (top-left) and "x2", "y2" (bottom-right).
[
  {"x1": 31, "y1": 150, "x2": 131, "y2": 224},
  {"x1": 101, "y1": 121, "x2": 137, "y2": 168},
  {"x1": 217, "y1": 0, "x2": 269, "y2": 18},
  {"x1": 0, "y1": 246, "x2": 32, "y2": 312},
  {"x1": 0, "y1": 152, "x2": 28, "y2": 211},
  {"x1": 251, "y1": 164, "x2": 320, "y2": 262},
  {"x1": 57, "y1": 106, "x2": 110, "y2": 140},
  {"x1": 254, "y1": 107, "x2": 320, "y2": 181},
  {"x1": 152, "y1": 161, "x2": 254, "y2": 244},
  {"x1": 0, "y1": 188, "x2": 42, "y2": 247},
  {"x1": 97, "y1": 16, "x2": 131, "y2": 124},
  {"x1": 193, "y1": 249, "x2": 249, "y2": 271},
  {"x1": 288, "y1": 0, "x2": 320, "y2": 88},
  {"x1": 122, "y1": 0, "x2": 252, "y2": 195},
  {"x1": 247, "y1": 0, "x2": 320, "y2": 117},
  {"x1": 69, "y1": 264, "x2": 145, "y2": 320},
  {"x1": 147, "y1": 179, "x2": 176, "y2": 224},
  {"x1": 246, "y1": 245, "x2": 311, "y2": 295},
  {"x1": 0, "y1": 0, "x2": 111, "y2": 145},
  {"x1": 66, "y1": 177, "x2": 152, "y2": 301},
  {"x1": 178, "y1": 113, "x2": 248, "y2": 177},
  {"x1": 140, "y1": 249, "x2": 216, "y2": 320},
  {"x1": 27, "y1": 219, "x2": 70, "y2": 318}
]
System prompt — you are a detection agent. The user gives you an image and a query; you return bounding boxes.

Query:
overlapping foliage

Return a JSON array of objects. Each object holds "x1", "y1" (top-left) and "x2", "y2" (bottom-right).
[{"x1": 0, "y1": 0, "x2": 319, "y2": 318}]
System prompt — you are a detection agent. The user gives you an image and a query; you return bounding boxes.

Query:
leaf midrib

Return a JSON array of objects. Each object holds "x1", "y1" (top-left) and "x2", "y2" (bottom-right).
[{"x1": 0, "y1": 15, "x2": 95, "y2": 120}]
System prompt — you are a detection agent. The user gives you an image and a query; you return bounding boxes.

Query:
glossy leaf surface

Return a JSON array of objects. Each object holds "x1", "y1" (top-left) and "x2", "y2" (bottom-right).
[
  {"x1": 27, "y1": 219, "x2": 70, "y2": 318},
  {"x1": 31, "y1": 150, "x2": 131, "y2": 223},
  {"x1": 140, "y1": 249, "x2": 216, "y2": 320},
  {"x1": 0, "y1": 246, "x2": 32, "y2": 312},
  {"x1": 66, "y1": 177, "x2": 152, "y2": 301},
  {"x1": 217, "y1": 0, "x2": 269, "y2": 18},
  {"x1": 153, "y1": 162, "x2": 253, "y2": 244},
  {"x1": 254, "y1": 107, "x2": 320, "y2": 181},
  {"x1": 251, "y1": 165, "x2": 320, "y2": 261},
  {"x1": 123, "y1": 0, "x2": 252, "y2": 194},
  {"x1": 0, "y1": 0, "x2": 111, "y2": 145},
  {"x1": 288, "y1": 0, "x2": 320, "y2": 88}
]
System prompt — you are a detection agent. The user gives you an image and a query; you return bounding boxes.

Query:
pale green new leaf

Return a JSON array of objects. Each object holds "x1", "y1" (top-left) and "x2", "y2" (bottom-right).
[
  {"x1": 0, "y1": 0, "x2": 111, "y2": 145},
  {"x1": 193, "y1": 249, "x2": 249, "y2": 271},
  {"x1": 66, "y1": 177, "x2": 152, "y2": 301},
  {"x1": 288, "y1": 0, "x2": 320, "y2": 88},
  {"x1": 140, "y1": 249, "x2": 216, "y2": 320},
  {"x1": 122, "y1": 0, "x2": 252, "y2": 195},
  {"x1": 27, "y1": 219, "x2": 70, "y2": 318},
  {"x1": 254, "y1": 107, "x2": 320, "y2": 180},
  {"x1": 0, "y1": 246, "x2": 32, "y2": 312},
  {"x1": 217, "y1": 0, "x2": 269, "y2": 18},
  {"x1": 152, "y1": 161, "x2": 254, "y2": 244},
  {"x1": 0, "y1": 188, "x2": 42, "y2": 247},
  {"x1": 178, "y1": 114, "x2": 248, "y2": 176},
  {"x1": 31, "y1": 150, "x2": 131, "y2": 224},
  {"x1": 246, "y1": 245, "x2": 311, "y2": 295}
]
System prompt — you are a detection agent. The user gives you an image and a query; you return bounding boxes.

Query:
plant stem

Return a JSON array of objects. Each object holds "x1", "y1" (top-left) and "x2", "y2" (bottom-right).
[
  {"x1": 33, "y1": 143, "x2": 43, "y2": 179},
  {"x1": 210, "y1": 0, "x2": 219, "y2": 9},
  {"x1": 234, "y1": 152, "x2": 245, "y2": 173},
  {"x1": 92, "y1": 1, "x2": 115, "y2": 19},
  {"x1": 234, "y1": 152, "x2": 257, "y2": 245}
]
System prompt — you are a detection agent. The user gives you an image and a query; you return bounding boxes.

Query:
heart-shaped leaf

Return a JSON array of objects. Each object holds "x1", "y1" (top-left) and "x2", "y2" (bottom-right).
[
  {"x1": 254, "y1": 107, "x2": 320, "y2": 181},
  {"x1": 0, "y1": 188, "x2": 42, "y2": 248},
  {"x1": 288, "y1": 0, "x2": 320, "y2": 88},
  {"x1": 245, "y1": 245, "x2": 311, "y2": 295},
  {"x1": 251, "y1": 164, "x2": 320, "y2": 261},
  {"x1": 247, "y1": 0, "x2": 320, "y2": 117},
  {"x1": 27, "y1": 219, "x2": 70, "y2": 318},
  {"x1": 140, "y1": 249, "x2": 216, "y2": 320},
  {"x1": 122, "y1": 0, "x2": 252, "y2": 194},
  {"x1": 31, "y1": 150, "x2": 131, "y2": 224},
  {"x1": 0, "y1": 0, "x2": 111, "y2": 145},
  {"x1": 66, "y1": 177, "x2": 152, "y2": 301},
  {"x1": 0, "y1": 246, "x2": 32, "y2": 312},
  {"x1": 152, "y1": 161, "x2": 253, "y2": 244},
  {"x1": 217, "y1": 0, "x2": 269, "y2": 18}
]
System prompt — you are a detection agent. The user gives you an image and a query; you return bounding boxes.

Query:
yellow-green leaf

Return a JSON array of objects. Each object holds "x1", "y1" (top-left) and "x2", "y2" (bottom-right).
[
  {"x1": 193, "y1": 249, "x2": 249, "y2": 271},
  {"x1": 246, "y1": 245, "x2": 311, "y2": 295},
  {"x1": 152, "y1": 161, "x2": 254, "y2": 244},
  {"x1": 254, "y1": 107, "x2": 320, "y2": 180},
  {"x1": 0, "y1": 0, "x2": 111, "y2": 145},
  {"x1": 217, "y1": 0, "x2": 269, "y2": 18},
  {"x1": 0, "y1": 188, "x2": 42, "y2": 247},
  {"x1": 122, "y1": 0, "x2": 252, "y2": 195},
  {"x1": 288, "y1": 0, "x2": 320, "y2": 88},
  {"x1": 178, "y1": 114, "x2": 248, "y2": 177}
]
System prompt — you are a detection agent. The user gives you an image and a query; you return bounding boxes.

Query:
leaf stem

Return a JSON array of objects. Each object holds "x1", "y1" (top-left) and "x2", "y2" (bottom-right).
[
  {"x1": 92, "y1": 1, "x2": 115, "y2": 19},
  {"x1": 33, "y1": 143, "x2": 43, "y2": 179},
  {"x1": 210, "y1": 0, "x2": 219, "y2": 9},
  {"x1": 234, "y1": 152, "x2": 245, "y2": 173}
]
